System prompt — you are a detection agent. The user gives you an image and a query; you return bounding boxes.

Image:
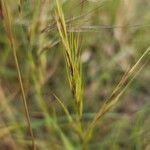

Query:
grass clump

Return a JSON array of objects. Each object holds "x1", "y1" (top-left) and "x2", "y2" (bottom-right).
[{"x1": 0, "y1": 0, "x2": 150, "y2": 150}]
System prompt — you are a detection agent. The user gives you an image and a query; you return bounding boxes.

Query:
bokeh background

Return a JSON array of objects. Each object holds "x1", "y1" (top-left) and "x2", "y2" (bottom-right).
[{"x1": 0, "y1": 0, "x2": 150, "y2": 149}]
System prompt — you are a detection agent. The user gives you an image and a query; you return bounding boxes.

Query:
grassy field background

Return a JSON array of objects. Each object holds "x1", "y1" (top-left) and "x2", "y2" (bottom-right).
[{"x1": 0, "y1": 0, "x2": 150, "y2": 150}]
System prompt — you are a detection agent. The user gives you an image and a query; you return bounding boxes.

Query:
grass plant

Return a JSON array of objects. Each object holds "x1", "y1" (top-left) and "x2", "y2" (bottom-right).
[{"x1": 0, "y1": 0, "x2": 149, "y2": 149}]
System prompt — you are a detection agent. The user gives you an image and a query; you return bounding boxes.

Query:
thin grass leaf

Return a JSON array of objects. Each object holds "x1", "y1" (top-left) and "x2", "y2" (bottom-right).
[
  {"x1": 54, "y1": 94, "x2": 73, "y2": 123},
  {"x1": 84, "y1": 47, "x2": 150, "y2": 142},
  {"x1": 60, "y1": 132, "x2": 75, "y2": 150}
]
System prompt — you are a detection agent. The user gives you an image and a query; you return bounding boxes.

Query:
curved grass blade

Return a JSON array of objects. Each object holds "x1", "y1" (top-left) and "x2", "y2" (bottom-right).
[{"x1": 84, "y1": 47, "x2": 150, "y2": 143}]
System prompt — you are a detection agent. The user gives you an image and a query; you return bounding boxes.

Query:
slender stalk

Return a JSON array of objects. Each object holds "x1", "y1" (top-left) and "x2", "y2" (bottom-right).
[
  {"x1": 1, "y1": 1, "x2": 36, "y2": 150},
  {"x1": 11, "y1": 37, "x2": 36, "y2": 150}
]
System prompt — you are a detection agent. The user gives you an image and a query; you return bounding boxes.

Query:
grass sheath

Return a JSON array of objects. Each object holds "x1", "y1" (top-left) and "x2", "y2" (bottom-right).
[{"x1": 1, "y1": 1, "x2": 36, "y2": 150}]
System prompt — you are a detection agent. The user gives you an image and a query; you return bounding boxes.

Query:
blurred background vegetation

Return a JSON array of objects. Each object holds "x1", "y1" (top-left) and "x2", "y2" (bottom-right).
[{"x1": 0, "y1": 0, "x2": 150, "y2": 150}]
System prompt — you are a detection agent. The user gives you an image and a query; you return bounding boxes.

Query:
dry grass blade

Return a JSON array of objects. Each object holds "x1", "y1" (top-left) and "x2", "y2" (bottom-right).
[
  {"x1": 84, "y1": 47, "x2": 150, "y2": 143},
  {"x1": 66, "y1": 24, "x2": 150, "y2": 32},
  {"x1": 1, "y1": 1, "x2": 36, "y2": 150}
]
